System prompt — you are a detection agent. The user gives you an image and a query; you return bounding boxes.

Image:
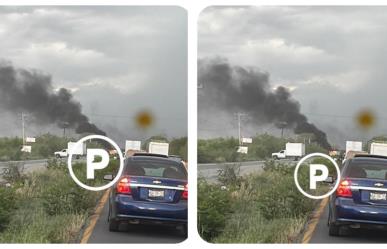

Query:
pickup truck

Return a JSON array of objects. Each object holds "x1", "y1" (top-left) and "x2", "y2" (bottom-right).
[{"x1": 54, "y1": 149, "x2": 68, "y2": 158}]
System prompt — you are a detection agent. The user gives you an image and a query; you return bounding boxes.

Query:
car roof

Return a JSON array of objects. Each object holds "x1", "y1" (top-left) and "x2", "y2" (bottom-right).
[
  {"x1": 124, "y1": 155, "x2": 187, "y2": 174},
  {"x1": 126, "y1": 154, "x2": 181, "y2": 164},
  {"x1": 349, "y1": 155, "x2": 387, "y2": 163},
  {"x1": 353, "y1": 154, "x2": 387, "y2": 160},
  {"x1": 132, "y1": 152, "x2": 168, "y2": 158}
]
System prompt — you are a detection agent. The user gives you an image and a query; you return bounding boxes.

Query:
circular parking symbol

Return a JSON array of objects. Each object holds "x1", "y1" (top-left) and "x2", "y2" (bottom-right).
[
  {"x1": 294, "y1": 153, "x2": 341, "y2": 200},
  {"x1": 67, "y1": 135, "x2": 124, "y2": 191}
]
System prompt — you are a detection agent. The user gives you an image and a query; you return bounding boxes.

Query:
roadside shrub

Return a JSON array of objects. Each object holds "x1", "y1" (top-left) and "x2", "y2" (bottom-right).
[
  {"x1": 217, "y1": 164, "x2": 241, "y2": 187},
  {"x1": 0, "y1": 206, "x2": 86, "y2": 243},
  {"x1": 40, "y1": 169, "x2": 98, "y2": 216},
  {"x1": 262, "y1": 160, "x2": 295, "y2": 175},
  {"x1": 198, "y1": 178, "x2": 232, "y2": 242},
  {"x1": 199, "y1": 154, "x2": 330, "y2": 242},
  {"x1": 2, "y1": 162, "x2": 26, "y2": 184},
  {"x1": 0, "y1": 187, "x2": 16, "y2": 231},
  {"x1": 257, "y1": 172, "x2": 314, "y2": 220},
  {"x1": 214, "y1": 214, "x2": 306, "y2": 243},
  {"x1": 46, "y1": 158, "x2": 67, "y2": 171},
  {"x1": 0, "y1": 159, "x2": 112, "y2": 243}
]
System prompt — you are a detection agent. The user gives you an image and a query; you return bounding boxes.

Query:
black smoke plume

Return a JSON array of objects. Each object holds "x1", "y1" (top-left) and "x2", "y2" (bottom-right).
[
  {"x1": 0, "y1": 61, "x2": 106, "y2": 136},
  {"x1": 198, "y1": 58, "x2": 331, "y2": 149}
]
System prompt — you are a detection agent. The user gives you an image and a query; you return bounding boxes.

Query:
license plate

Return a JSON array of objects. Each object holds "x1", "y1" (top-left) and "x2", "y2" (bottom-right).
[
  {"x1": 370, "y1": 192, "x2": 387, "y2": 201},
  {"x1": 149, "y1": 189, "x2": 164, "y2": 198}
]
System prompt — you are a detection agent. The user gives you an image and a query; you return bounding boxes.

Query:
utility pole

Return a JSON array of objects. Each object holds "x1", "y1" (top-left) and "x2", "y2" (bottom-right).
[
  {"x1": 21, "y1": 112, "x2": 26, "y2": 146},
  {"x1": 276, "y1": 121, "x2": 288, "y2": 139},
  {"x1": 236, "y1": 112, "x2": 247, "y2": 145},
  {"x1": 60, "y1": 122, "x2": 70, "y2": 138}
]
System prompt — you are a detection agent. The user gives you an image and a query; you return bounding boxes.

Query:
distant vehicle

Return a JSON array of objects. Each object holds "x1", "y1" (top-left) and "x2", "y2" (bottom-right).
[
  {"x1": 272, "y1": 143, "x2": 305, "y2": 160},
  {"x1": 125, "y1": 149, "x2": 144, "y2": 158},
  {"x1": 346, "y1": 141, "x2": 363, "y2": 155},
  {"x1": 328, "y1": 155, "x2": 387, "y2": 236},
  {"x1": 148, "y1": 142, "x2": 169, "y2": 156},
  {"x1": 125, "y1": 140, "x2": 142, "y2": 153},
  {"x1": 54, "y1": 142, "x2": 86, "y2": 159},
  {"x1": 54, "y1": 149, "x2": 68, "y2": 158},
  {"x1": 105, "y1": 153, "x2": 187, "y2": 235},
  {"x1": 370, "y1": 142, "x2": 387, "y2": 157},
  {"x1": 343, "y1": 150, "x2": 368, "y2": 163}
]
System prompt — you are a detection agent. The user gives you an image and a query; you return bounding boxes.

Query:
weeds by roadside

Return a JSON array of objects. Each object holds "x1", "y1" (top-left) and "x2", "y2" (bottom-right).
[
  {"x1": 0, "y1": 159, "x2": 118, "y2": 243},
  {"x1": 1, "y1": 162, "x2": 26, "y2": 184},
  {"x1": 198, "y1": 160, "x2": 322, "y2": 243}
]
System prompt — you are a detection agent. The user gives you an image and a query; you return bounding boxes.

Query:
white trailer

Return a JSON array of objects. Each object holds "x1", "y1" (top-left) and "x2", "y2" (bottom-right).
[
  {"x1": 285, "y1": 143, "x2": 305, "y2": 157},
  {"x1": 148, "y1": 142, "x2": 169, "y2": 156},
  {"x1": 370, "y1": 142, "x2": 387, "y2": 157},
  {"x1": 272, "y1": 143, "x2": 305, "y2": 160},
  {"x1": 68, "y1": 142, "x2": 86, "y2": 156},
  {"x1": 54, "y1": 142, "x2": 86, "y2": 158},
  {"x1": 125, "y1": 140, "x2": 141, "y2": 152},
  {"x1": 346, "y1": 141, "x2": 363, "y2": 154}
]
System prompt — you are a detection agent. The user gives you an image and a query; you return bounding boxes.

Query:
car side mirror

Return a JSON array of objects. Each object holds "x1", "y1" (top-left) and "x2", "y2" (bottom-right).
[
  {"x1": 103, "y1": 174, "x2": 113, "y2": 181},
  {"x1": 323, "y1": 176, "x2": 334, "y2": 184}
]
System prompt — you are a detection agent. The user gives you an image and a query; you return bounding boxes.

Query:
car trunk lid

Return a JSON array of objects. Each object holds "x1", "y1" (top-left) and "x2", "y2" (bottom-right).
[
  {"x1": 129, "y1": 176, "x2": 186, "y2": 203},
  {"x1": 351, "y1": 178, "x2": 387, "y2": 206}
]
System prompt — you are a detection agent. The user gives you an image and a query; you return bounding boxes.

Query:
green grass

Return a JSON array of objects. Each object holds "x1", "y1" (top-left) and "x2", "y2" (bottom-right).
[
  {"x1": 198, "y1": 160, "x2": 328, "y2": 243},
  {"x1": 0, "y1": 159, "x2": 118, "y2": 243}
]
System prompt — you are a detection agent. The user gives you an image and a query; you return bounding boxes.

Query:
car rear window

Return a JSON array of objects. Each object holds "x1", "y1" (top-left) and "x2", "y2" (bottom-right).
[
  {"x1": 124, "y1": 159, "x2": 187, "y2": 180},
  {"x1": 347, "y1": 160, "x2": 387, "y2": 180}
]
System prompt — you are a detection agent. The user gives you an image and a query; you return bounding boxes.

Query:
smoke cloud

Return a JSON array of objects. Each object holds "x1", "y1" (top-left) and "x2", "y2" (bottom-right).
[
  {"x1": 0, "y1": 61, "x2": 106, "y2": 136},
  {"x1": 198, "y1": 57, "x2": 331, "y2": 149}
]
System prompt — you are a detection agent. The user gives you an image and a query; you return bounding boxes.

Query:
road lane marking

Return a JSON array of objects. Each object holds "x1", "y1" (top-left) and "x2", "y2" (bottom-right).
[
  {"x1": 80, "y1": 189, "x2": 111, "y2": 244},
  {"x1": 302, "y1": 197, "x2": 329, "y2": 244}
]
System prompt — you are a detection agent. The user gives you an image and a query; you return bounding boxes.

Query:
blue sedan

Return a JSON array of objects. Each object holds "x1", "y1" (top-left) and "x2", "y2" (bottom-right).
[
  {"x1": 328, "y1": 155, "x2": 387, "y2": 236},
  {"x1": 105, "y1": 153, "x2": 187, "y2": 234}
]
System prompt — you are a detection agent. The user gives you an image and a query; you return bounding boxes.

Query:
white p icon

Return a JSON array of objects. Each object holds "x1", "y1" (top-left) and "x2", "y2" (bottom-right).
[
  {"x1": 309, "y1": 164, "x2": 329, "y2": 190},
  {"x1": 86, "y1": 149, "x2": 110, "y2": 179}
]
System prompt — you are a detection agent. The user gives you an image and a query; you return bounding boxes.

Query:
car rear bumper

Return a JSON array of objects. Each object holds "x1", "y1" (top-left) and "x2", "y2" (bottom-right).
[
  {"x1": 115, "y1": 214, "x2": 187, "y2": 224},
  {"x1": 333, "y1": 197, "x2": 387, "y2": 226},
  {"x1": 111, "y1": 194, "x2": 187, "y2": 223}
]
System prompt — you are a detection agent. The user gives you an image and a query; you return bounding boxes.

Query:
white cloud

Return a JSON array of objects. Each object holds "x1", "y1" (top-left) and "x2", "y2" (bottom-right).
[
  {"x1": 300, "y1": 70, "x2": 370, "y2": 93},
  {"x1": 26, "y1": 42, "x2": 107, "y2": 62},
  {"x1": 241, "y1": 38, "x2": 327, "y2": 63},
  {"x1": 78, "y1": 73, "x2": 150, "y2": 93}
]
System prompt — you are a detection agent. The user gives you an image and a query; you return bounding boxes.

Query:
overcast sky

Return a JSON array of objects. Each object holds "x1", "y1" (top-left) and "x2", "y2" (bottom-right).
[
  {"x1": 198, "y1": 6, "x2": 387, "y2": 148},
  {"x1": 0, "y1": 6, "x2": 187, "y2": 145}
]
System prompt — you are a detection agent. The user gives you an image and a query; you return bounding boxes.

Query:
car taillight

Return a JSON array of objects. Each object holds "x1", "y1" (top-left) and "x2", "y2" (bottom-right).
[
  {"x1": 182, "y1": 184, "x2": 188, "y2": 200},
  {"x1": 336, "y1": 179, "x2": 352, "y2": 197},
  {"x1": 117, "y1": 176, "x2": 131, "y2": 194}
]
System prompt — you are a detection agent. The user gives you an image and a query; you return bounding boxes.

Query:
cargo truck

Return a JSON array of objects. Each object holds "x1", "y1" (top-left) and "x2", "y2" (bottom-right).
[
  {"x1": 148, "y1": 142, "x2": 169, "y2": 156},
  {"x1": 272, "y1": 143, "x2": 305, "y2": 160},
  {"x1": 370, "y1": 142, "x2": 387, "y2": 156},
  {"x1": 54, "y1": 142, "x2": 86, "y2": 159},
  {"x1": 345, "y1": 141, "x2": 363, "y2": 154}
]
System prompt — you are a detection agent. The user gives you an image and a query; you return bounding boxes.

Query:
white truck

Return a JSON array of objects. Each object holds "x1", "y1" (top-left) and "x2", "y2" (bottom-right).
[
  {"x1": 54, "y1": 142, "x2": 86, "y2": 159},
  {"x1": 148, "y1": 142, "x2": 169, "y2": 156},
  {"x1": 370, "y1": 142, "x2": 387, "y2": 156},
  {"x1": 125, "y1": 140, "x2": 141, "y2": 153},
  {"x1": 272, "y1": 143, "x2": 305, "y2": 160},
  {"x1": 346, "y1": 141, "x2": 363, "y2": 154}
]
